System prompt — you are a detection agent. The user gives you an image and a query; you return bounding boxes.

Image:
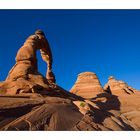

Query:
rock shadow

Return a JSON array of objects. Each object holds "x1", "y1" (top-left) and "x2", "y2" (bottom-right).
[
  {"x1": 91, "y1": 92, "x2": 120, "y2": 123},
  {"x1": 90, "y1": 86, "x2": 134, "y2": 130},
  {"x1": 0, "y1": 105, "x2": 36, "y2": 129}
]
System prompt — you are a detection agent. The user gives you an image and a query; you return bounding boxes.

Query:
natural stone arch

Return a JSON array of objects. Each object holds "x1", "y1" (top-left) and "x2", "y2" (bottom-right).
[
  {"x1": 6, "y1": 30, "x2": 55, "y2": 83},
  {"x1": 0, "y1": 30, "x2": 56, "y2": 95}
]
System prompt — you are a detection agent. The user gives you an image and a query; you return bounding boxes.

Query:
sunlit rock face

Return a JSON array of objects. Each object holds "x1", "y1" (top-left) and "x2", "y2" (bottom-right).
[
  {"x1": 104, "y1": 76, "x2": 140, "y2": 95},
  {"x1": 70, "y1": 72, "x2": 104, "y2": 99}
]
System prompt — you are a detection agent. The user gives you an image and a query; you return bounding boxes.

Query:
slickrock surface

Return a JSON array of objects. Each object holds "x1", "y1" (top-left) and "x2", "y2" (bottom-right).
[
  {"x1": 70, "y1": 72, "x2": 104, "y2": 99},
  {"x1": 1, "y1": 91, "x2": 140, "y2": 131}
]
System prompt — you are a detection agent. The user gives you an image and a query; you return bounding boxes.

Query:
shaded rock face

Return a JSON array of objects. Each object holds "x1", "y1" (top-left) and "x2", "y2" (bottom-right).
[
  {"x1": 0, "y1": 92, "x2": 139, "y2": 131},
  {"x1": 0, "y1": 96, "x2": 83, "y2": 130},
  {"x1": 70, "y1": 72, "x2": 104, "y2": 99},
  {"x1": 104, "y1": 76, "x2": 140, "y2": 95}
]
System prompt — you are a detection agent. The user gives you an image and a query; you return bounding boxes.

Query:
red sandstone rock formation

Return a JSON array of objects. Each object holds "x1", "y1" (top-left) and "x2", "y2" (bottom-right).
[
  {"x1": 0, "y1": 31, "x2": 140, "y2": 131},
  {"x1": 70, "y1": 73, "x2": 140, "y2": 130},
  {"x1": 104, "y1": 76, "x2": 140, "y2": 95},
  {"x1": 0, "y1": 30, "x2": 56, "y2": 95},
  {"x1": 70, "y1": 72, "x2": 104, "y2": 99}
]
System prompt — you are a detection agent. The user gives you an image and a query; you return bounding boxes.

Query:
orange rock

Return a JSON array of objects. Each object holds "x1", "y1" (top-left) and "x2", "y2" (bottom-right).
[
  {"x1": 70, "y1": 72, "x2": 104, "y2": 99},
  {"x1": 0, "y1": 30, "x2": 56, "y2": 95},
  {"x1": 104, "y1": 76, "x2": 140, "y2": 95}
]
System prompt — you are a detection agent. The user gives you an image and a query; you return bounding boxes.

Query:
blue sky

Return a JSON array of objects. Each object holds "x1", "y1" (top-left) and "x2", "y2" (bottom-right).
[{"x1": 0, "y1": 10, "x2": 140, "y2": 90}]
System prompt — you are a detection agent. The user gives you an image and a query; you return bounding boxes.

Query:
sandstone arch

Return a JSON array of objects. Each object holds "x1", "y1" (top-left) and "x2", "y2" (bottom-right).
[{"x1": 0, "y1": 30, "x2": 56, "y2": 95}]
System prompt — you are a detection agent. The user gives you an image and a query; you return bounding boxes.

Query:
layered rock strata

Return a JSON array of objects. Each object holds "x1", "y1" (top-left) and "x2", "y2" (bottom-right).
[
  {"x1": 70, "y1": 72, "x2": 104, "y2": 99},
  {"x1": 104, "y1": 76, "x2": 140, "y2": 95}
]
